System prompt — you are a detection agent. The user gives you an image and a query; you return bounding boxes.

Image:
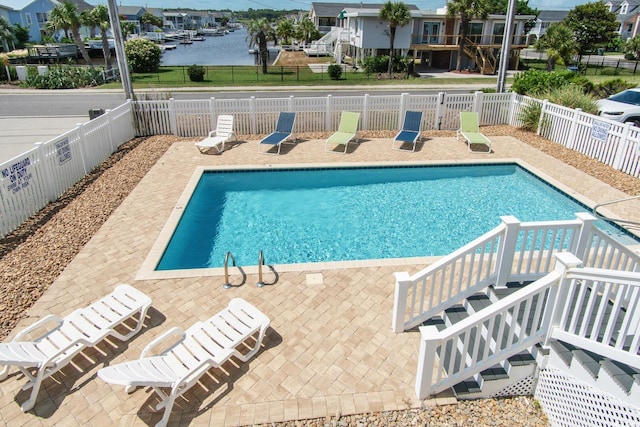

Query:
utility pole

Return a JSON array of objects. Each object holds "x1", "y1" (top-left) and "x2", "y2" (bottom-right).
[
  {"x1": 106, "y1": 0, "x2": 134, "y2": 99},
  {"x1": 496, "y1": 0, "x2": 517, "y2": 93}
]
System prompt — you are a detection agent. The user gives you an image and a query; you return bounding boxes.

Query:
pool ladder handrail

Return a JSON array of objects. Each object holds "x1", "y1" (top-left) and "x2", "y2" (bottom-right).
[
  {"x1": 257, "y1": 250, "x2": 265, "y2": 288},
  {"x1": 593, "y1": 195, "x2": 640, "y2": 227},
  {"x1": 223, "y1": 251, "x2": 236, "y2": 289}
]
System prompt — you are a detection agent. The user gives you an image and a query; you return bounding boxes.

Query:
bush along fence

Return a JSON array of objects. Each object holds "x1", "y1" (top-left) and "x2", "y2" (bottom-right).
[{"x1": 1, "y1": 92, "x2": 639, "y2": 238}]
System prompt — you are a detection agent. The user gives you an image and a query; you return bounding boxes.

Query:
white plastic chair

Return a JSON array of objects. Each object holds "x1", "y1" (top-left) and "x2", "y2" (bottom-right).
[{"x1": 195, "y1": 115, "x2": 236, "y2": 153}]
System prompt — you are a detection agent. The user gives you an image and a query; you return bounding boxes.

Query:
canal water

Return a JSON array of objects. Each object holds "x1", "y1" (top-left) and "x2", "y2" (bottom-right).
[{"x1": 160, "y1": 27, "x2": 277, "y2": 66}]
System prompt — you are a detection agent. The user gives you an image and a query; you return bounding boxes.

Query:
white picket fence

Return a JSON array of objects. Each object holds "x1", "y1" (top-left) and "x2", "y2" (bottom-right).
[{"x1": 1, "y1": 91, "x2": 639, "y2": 239}]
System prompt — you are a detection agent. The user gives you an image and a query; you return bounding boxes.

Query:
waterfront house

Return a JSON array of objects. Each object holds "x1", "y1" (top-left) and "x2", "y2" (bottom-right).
[
  {"x1": 607, "y1": 0, "x2": 640, "y2": 39},
  {"x1": 527, "y1": 10, "x2": 568, "y2": 44},
  {"x1": 0, "y1": 0, "x2": 58, "y2": 43}
]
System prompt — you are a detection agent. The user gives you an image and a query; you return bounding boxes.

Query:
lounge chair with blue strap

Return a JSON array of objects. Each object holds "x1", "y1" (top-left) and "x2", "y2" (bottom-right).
[
  {"x1": 392, "y1": 110, "x2": 423, "y2": 151},
  {"x1": 258, "y1": 112, "x2": 297, "y2": 155},
  {"x1": 457, "y1": 111, "x2": 492, "y2": 153},
  {"x1": 324, "y1": 111, "x2": 360, "y2": 154}
]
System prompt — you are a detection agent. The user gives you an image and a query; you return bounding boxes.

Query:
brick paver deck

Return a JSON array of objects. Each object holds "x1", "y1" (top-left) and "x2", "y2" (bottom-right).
[{"x1": 1, "y1": 134, "x2": 638, "y2": 426}]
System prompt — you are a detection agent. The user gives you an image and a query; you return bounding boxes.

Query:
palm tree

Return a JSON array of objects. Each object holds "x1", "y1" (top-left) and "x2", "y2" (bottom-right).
[
  {"x1": 82, "y1": 5, "x2": 112, "y2": 69},
  {"x1": 47, "y1": 2, "x2": 93, "y2": 67},
  {"x1": 0, "y1": 16, "x2": 15, "y2": 52},
  {"x1": 378, "y1": 1, "x2": 411, "y2": 77},
  {"x1": 296, "y1": 17, "x2": 316, "y2": 45},
  {"x1": 446, "y1": 0, "x2": 490, "y2": 71},
  {"x1": 533, "y1": 23, "x2": 576, "y2": 71},
  {"x1": 246, "y1": 18, "x2": 275, "y2": 74},
  {"x1": 276, "y1": 18, "x2": 295, "y2": 46}
]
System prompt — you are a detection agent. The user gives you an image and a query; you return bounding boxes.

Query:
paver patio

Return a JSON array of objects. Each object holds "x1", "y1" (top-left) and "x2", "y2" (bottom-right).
[{"x1": 1, "y1": 133, "x2": 639, "y2": 426}]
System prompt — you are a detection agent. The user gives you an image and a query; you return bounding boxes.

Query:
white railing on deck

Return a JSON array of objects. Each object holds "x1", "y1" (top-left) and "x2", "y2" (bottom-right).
[
  {"x1": 0, "y1": 101, "x2": 134, "y2": 238},
  {"x1": 550, "y1": 267, "x2": 640, "y2": 370},
  {"x1": 392, "y1": 213, "x2": 596, "y2": 333},
  {"x1": 415, "y1": 252, "x2": 640, "y2": 398}
]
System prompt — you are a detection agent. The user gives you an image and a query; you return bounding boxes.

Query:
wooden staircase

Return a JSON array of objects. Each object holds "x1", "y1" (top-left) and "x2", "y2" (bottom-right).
[{"x1": 463, "y1": 37, "x2": 497, "y2": 75}]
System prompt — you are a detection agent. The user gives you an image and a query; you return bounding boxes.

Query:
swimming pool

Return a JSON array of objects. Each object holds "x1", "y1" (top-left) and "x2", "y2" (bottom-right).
[{"x1": 150, "y1": 162, "x2": 636, "y2": 272}]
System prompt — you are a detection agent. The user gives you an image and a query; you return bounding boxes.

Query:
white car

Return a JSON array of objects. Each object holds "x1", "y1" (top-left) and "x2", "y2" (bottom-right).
[{"x1": 597, "y1": 87, "x2": 640, "y2": 127}]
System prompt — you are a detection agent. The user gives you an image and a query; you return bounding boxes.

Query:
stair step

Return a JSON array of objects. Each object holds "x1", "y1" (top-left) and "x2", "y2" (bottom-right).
[
  {"x1": 572, "y1": 349, "x2": 601, "y2": 379},
  {"x1": 466, "y1": 293, "x2": 491, "y2": 313},
  {"x1": 422, "y1": 316, "x2": 446, "y2": 331},
  {"x1": 599, "y1": 359, "x2": 640, "y2": 394},
  {"x1": 453, "y1": 379, "x2": 481, "y2": 395},
  {"x1": 480, "y1": 365, "x2": 509, "y2": 381},
  {"x1": 507, "y1": 352, "x2": 536, "y2": 366},
  {"x1": 444, "y1": 304, "x2": 469, "y2": 324},
  {"x1": 548, "y1": 340, "x2": 577, "y2": 367}
]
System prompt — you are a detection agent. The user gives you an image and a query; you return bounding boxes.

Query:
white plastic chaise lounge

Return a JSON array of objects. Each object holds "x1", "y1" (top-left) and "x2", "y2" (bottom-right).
[
  {"x1": 195, "y1": 114, "x2": 236, "y2": 153},
  {"x1": 98, "y1": 297, "x2": 270, "y2": 427},
  {"x1": 456, "y1": 111, "x2": 492, "y2": 153},
  {"x1": 258, "y1": 111, "x2": 296, "y2": 155},
  {"x1": 0, "y1": 284, "x2": 152, "y2": 412},
  {"x1": 392, "y1": 110, "x2": 423, "y2": 151}
]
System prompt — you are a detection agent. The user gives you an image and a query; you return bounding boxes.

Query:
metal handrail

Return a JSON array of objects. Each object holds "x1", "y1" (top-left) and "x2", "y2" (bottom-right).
[
  {"x1": 593, "y1": 195, "x2": 640, "y2": 227},
  {"x1": 257, "y1": 250, "x2": 265, "y2": 288},
  {"x1": 223, "y1": 251, "x2": 236, "y2": 289}
]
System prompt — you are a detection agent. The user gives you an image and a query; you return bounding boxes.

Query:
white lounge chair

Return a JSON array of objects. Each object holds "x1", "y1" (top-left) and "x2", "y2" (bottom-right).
[
  {"x1": 195, "y1": 115, "x2": 236, "y2": 153},
  {"x1": 0, "y1": 284, "x2": 152, "y2": 412},
  {"x1": 98, "y1": 298, "x2": 270, "y2": 427}
]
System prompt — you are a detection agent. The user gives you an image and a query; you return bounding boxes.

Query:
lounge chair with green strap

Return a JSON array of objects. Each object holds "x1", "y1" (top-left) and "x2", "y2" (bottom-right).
[
  {"x1": 324, "y1": 111, "x2": 360, "y2": 154},
  {"x1": 457, "y1": 111, "x2": 492, "y2": 153}
]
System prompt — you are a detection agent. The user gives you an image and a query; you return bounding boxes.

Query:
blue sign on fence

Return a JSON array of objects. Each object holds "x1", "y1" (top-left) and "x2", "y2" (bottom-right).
[
  {"x1": 56, "y1": 138, "x2": 71, "y2": 165},
  {"x1": 591, "y1": 120, "x2": 611, "y2": 142},
  {"x1": 1, "y1": 156, "x2": 33, "y2": 195}
]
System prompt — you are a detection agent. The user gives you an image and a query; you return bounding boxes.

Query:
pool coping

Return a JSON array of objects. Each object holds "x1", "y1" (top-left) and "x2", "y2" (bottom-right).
[{"x1": 136, "y1": 158, "x2": 629, "y2": 281}]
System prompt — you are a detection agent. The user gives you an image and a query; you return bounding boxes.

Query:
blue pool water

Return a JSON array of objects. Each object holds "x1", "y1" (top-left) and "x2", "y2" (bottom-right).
[{"x1": 156, "y1": 164, "x2": 635, "y2": 270}]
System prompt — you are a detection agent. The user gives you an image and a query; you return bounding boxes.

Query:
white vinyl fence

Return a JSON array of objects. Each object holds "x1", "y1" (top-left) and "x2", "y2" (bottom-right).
[
  {"x1": 1, "y1": 91, "x2": 639, "y2": 239},
  {"x1": 0, "y1": 101, "x2": 134, "y2": 237}
]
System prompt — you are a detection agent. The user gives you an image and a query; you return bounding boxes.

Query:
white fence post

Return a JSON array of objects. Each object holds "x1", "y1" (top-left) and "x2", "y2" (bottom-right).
[
  {"x1": 542, "y1": 252, "x2": 583, "y2": 346},
  {"x1": 494, "y1": 215, "x2": 521, "y2": 287},
  {"x1": 209, "y1": 97, "x2": 216, "y2": 130},
  {"x1": 288, "y1": 95, "x2": 294, "y2": 112},
  {"x1": 325, "y1": 94, "x2": 332, "y2": 131},
  {"x1": 250, "y1": 96, "x2": 257, "y2": 134},
  {"x1": 537, "y1": 99, "x2": 548, "y2": 136},
  {"x1": 105, "y1": 108, "x2": 116, "y2": 153},
  {"x1": 473, "y1": 91, "x2": 484, "y2": 117},
  {"x1": 169, "y1": 98, "x2": 177, "y2": 136},
  {"x1": 415, "y1": 325, "x2": 439, "y2": 399},
  {"x1": 435, "y1": 92, "x2": 445, "y2": 130},
  {"x1": 566, "y1": 108, "x2": 581, "y2": 150},
  {"x1": 75, "y1": 123, "x2": 89, "y2": 175},
  {"x1": 363, "y1": 94, "x2": 369, "y2": 131},
  {"x1": 508, "y1": 91, "x2": 517, "y2": 126},
  {"x1": 572, "y1": 212, "x2": 598, "y2": 260},
  {"x1": 399, "y1": 92, "x2": 409, "y2": 127},
  {"x1": 392, "y1": 271, "x2": 412, "y2": 333},
  {"x1": 613, "y1": 122, "x2": 632, "y2": 171}
]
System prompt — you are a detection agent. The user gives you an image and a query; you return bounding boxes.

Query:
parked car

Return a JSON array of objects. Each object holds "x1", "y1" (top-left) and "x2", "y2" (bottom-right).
[{"x1": 597, "y1": 87, "x2": 640, "y2": 127}]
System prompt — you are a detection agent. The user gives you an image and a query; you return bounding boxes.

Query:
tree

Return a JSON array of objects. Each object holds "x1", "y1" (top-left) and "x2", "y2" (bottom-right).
[
  {"x1": 81, "y1": 5, "x2": 112, "y2": 69},
  {"x1": 533, "y1": 23, "x2": 576, "y2": 71},
  {"x1": 487, "y1": 0, "x2": 538, "y2": 33},
  {"x1": 378, "y1": 1, "x2": 411, "y2": 77},
  {"x1": 296, "y1": 17, "x2": 316, "y2": 45},
  {"x1": 446, "y1": 0, "x2": 490, "y2": 71},
  {"x1": 563, "y1": 2, "x2": 618, "y2": 58},
  {"x1": 139, "y1": 12, "x2": 163, "y2": 33},
  {"x1": 624, "y1": 35, "x2": 640, "y2": 60},
  {"x1": 12, "y1": 24, "x2": 29, "y2": 48},
  {"x1": 246, "y1": 18, "x2": 276, "y2": 74},
  {"x1": 0, "y1": 16, "x2": 15, "y2": 52},
  {"x1": 47, "y1": 2, "x2": 93, "y2": 67},
  {"x1": 276, "y1": 18, "x2": 295, "y2": 46}
]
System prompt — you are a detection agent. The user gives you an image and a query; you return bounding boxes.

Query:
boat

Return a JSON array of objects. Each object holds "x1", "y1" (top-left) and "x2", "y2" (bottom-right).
[
  {"x1": 160, "y1": 44, "x2": 177, "y2": 50},
  {"x1": 190, "y1": 36, "x2": 205, "y2": 41},
  {"x1": 179, "y1": 39, "x2": 193, "y2": 45}
]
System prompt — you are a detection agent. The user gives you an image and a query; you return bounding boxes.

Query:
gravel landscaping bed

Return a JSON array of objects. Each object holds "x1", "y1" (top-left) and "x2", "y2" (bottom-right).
[{"x1": 1, "y1": 127, "x2": 637, "y2": 425}]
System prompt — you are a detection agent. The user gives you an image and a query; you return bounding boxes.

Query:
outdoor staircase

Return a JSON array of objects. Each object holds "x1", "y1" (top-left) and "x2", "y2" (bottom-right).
[
  {"x1": 394, "y1": 215, "x2": 640, "y2": 425},
  {"x1": 463, "y1": 37, "x2": 497, "y2": 74}
]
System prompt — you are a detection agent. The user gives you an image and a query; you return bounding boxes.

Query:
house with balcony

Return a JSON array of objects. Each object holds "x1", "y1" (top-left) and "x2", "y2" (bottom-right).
[
  {"x1": 527, "y1": 10, "x2": 568, "y2": 44},
  {"x1": 0, "y1": 0, "x2": 58, "y2": 43},
  {"x1": 606, "y1": 0, "x2": 640, "y2": 40},
  {"x1": 333, "y1": 4, "x2": 533, "y2": 74}
]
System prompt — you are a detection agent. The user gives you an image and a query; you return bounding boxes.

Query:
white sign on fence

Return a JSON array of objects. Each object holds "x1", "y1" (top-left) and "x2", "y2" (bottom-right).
[
  {"x1": 1, "y1": 156, "x2": 33, "y2": 195},
  {"x1": 56, "y1": 138, "x2": 71, "y2": 165},
  {"x1": 591, "y1": 120, "x2": 611, "y2": 142}
]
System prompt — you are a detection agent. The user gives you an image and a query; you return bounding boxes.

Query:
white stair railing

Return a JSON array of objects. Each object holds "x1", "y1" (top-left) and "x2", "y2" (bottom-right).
[
  {"x1": 414, "y1": 253, "x2": 581, "y2": 399},
  {"x1": 549, "y1": 267, "x2": 640, "y2": 370},
  {"x1": 393, "y1": 214, "x2": 591, "y2": 333}
]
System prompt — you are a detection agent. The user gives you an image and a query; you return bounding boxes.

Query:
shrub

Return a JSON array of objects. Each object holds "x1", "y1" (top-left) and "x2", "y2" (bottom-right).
[
  {"x1": 511, "y1": 69, "x2": 573, "y2": 96},
  {"x1": 124, "y1": 38, "x2": 161, "y2": 73},
  {"x1": 187, "y1": 64, "x2": 205, "y2": 82},
  {"x1": 589, "y1": 78, "x2": 637, "y2": 98},
  {"x1": 518, "y1": 99, "x2": 544, "y2": 132},
  {"x1": 546, "y1": 84, "x2": 598, "y2": 114},
  {"x1": 327, "y1": 64, "x2": 342, "y2": 80},
  {"x1": 22, "y1": 64, "x2": 104, "y2": 89}
]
